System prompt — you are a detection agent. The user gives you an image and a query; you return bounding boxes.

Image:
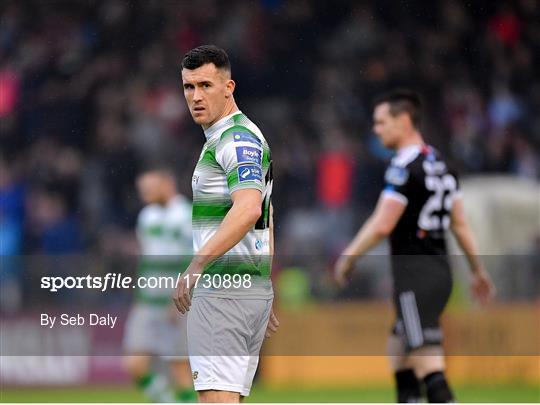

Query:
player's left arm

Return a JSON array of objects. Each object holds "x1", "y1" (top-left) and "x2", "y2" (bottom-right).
[
  {"x1": 334, "y1": 194, "x2": 406, "y2": 287},
  {"x1": 450, "y1": 196, "x2": 495, "y2": 304},
  {"x1": 269, "y1": 202, "x2": 274, "y2": 257}
]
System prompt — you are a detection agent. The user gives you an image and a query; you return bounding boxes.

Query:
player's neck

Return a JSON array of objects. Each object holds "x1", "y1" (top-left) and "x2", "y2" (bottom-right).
[
  {"x1": 202, "y1": 100, "x2": 239, "y2": 130},
  {"x1": 396, "y1": 132, "x2": 424, "y2": 151},
  {"x1": 160, "y1": 192, "x2": 177, "y2": 206}
]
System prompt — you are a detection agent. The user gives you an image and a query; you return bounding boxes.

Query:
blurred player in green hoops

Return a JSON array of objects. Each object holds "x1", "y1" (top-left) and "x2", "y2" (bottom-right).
[{"x1": 123, "y1": 169, "x2": 196, "y2": 402}]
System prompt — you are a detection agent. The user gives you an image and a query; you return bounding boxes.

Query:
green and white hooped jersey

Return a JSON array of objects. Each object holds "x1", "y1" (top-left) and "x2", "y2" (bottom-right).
[
  {"x1": 136, "y1": 195, "x2": 192, "y2": 304},
  {"x1": 192, "y1": 111, "x2": 273, "y2": 298}
]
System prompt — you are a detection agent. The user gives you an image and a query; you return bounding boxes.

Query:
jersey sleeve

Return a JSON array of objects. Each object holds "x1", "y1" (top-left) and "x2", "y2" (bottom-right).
[
  {"x1": 215, "y1": 128, "x2": 264, "y2": 194},
  {"x1": 381, "y1": 164, "x2": 413, "y2": 205}
]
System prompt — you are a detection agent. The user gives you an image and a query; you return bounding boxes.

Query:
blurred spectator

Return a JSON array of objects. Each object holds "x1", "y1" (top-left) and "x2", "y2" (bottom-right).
[
  {"x1": 0, "y1": 158, "x2": 25, "y2": 311},
  {"x1": 0, "y1": 157, "x2": 25, "y2": 230},
  {"x1": 488, "y1": 85, "x2": 524, "y2": 131},
  {"x1": 317, "y1": 150, "x2": 355, "y2": 210},
  {"x1": 488, "y1": 3, "x2": 522, "y2": 47},
  {"x1": 26, "y1": 189, "x2": 82, "y2": 254},
  {"x1": 0, "y1": 66, "x2": 20, "y2": 118}
]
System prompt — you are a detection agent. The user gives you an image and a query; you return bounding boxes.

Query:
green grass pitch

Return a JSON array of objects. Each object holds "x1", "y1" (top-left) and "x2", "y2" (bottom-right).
[{"x1": 1, "y1": 384, "x2": 539, "y2": 403}]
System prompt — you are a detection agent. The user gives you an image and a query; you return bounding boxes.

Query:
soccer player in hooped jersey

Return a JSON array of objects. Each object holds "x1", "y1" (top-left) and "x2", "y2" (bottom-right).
[
  {"x1": 123, "y1": 169, "x2": 196, "y2": 402},
  {"x1": 334, "y1": 90, "x2": 495, "y2": 403},
  {"x1": 174, "y1": 45, "x2": 279, "y2": 403}
]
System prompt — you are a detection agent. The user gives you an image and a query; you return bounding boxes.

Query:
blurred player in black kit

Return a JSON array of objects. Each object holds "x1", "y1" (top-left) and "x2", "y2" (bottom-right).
[{"x1": 335, "y1": 89, "x2": 495, "y2": 403}]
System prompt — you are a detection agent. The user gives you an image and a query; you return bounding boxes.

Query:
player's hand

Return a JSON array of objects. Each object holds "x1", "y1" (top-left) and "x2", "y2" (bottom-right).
[
  {"x1": 334, "y1": 255, "x2": 355, "y2": 288},
  {"x1": 265, "y1": 309, "x2": 279, "y2": 338},
  {"x1": 470, "y1": 268, "x2": 496, "y2": 305},
  {"x1": 173, "y1": 261, "x2": 203, "y2": 314}
]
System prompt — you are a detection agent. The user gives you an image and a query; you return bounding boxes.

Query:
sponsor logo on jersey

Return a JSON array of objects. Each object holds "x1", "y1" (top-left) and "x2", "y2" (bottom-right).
[
  {"x1": 238, "y1": 165, "x2": 262, "y2": 182},
  {"x1": 233, "y1": 131, "x2": 261, "y2": 146},
  {"x1": 385, "y1": 166, "x2": 409, "y2": 186},
  {"x1": 254, "y1": 239, "x2": 269, "y2": 251},
  {"x1": 236, "y1": 146, "x2": 262, "y2": 165}
]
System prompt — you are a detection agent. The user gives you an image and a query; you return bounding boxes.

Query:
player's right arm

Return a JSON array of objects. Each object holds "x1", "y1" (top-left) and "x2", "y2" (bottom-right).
[
  {"x1": 450, "y1": 196, "x2": 495, "y2": 304},
  {"x1": 334, "y1": 194, "x2": 406, "y2": 287},
  {"x1": 173, "y1": 189, "x2": 262, "y2": 313},
  {"x1": 334, "y1": 161, "x2": 411, "y2": 287},
  {"x1": 174, "y1": 129, "x2": 266, "y2": 314},
  {"x1": 188, "y1": 129, "x2": 265, "y2": 265}
]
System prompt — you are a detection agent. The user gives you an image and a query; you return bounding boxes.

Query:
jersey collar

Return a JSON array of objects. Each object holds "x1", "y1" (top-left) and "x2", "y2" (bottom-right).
[
  {"x1": 396, "y1": 144, "x2": 423, "y2": 156},
  {"x1": 203, "y1": 110, "x2": 242, "y2": 141},
  {"x1": 392, "y1": 144, "x2": 424, "y2": 167}
]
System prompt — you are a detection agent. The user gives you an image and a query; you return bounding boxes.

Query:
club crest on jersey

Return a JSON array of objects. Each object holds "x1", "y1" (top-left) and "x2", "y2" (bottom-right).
[
  {"x1": 233, "y1": 131, "x2": 261, "y2": 146},
  {"x1": 238, "y1": 165, "x2": 262, "y2": 182},
  {"x1": 236, "y1": 146, "x2": 262, "y2": 165},
  {"x1": 385, "y1": 166, "x2": 409, "y2": 186}
]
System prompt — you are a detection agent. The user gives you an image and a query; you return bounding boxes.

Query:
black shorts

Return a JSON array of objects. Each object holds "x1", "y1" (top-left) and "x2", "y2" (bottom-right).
[{"x1": 390, "y1": 255, "x2": 453, "y2": 352}]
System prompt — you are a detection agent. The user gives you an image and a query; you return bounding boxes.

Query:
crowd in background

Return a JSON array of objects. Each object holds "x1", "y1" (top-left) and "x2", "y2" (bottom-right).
[{"x1": 1, "y1": 1, "x2": 539, "y2": 303}]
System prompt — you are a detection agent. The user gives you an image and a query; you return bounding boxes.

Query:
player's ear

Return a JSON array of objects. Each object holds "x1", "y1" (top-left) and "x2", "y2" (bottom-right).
[
  {"x1": 225, "y1": 79, "x2": 235, "y2": 98},
  {"x1": 398, "y1": 112, "x2": 412, "y2": 129}
]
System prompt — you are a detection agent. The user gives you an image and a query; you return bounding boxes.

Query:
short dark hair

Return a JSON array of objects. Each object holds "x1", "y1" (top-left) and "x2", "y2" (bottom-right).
[
  {"x1": 373, "y1": 89, "x2": 422, "y2": 128},
  {"x1": 181, "y1": 45, "x2": 231, "y2": 72},
  {"x1": 138, "y1": 166, "x2": 176, "y2": 180}
]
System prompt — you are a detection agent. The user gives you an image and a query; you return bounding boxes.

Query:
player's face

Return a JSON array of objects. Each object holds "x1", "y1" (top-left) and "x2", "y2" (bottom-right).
[
  {"x1": 181, "y1": 63, "x2": 235, "y2": 129},
  {"x1": 136, "y1": 173, "x2": 165, "y2": 205},
  {"x1": 373, "y1": 103, "x2": 403, "y2": 149}
]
